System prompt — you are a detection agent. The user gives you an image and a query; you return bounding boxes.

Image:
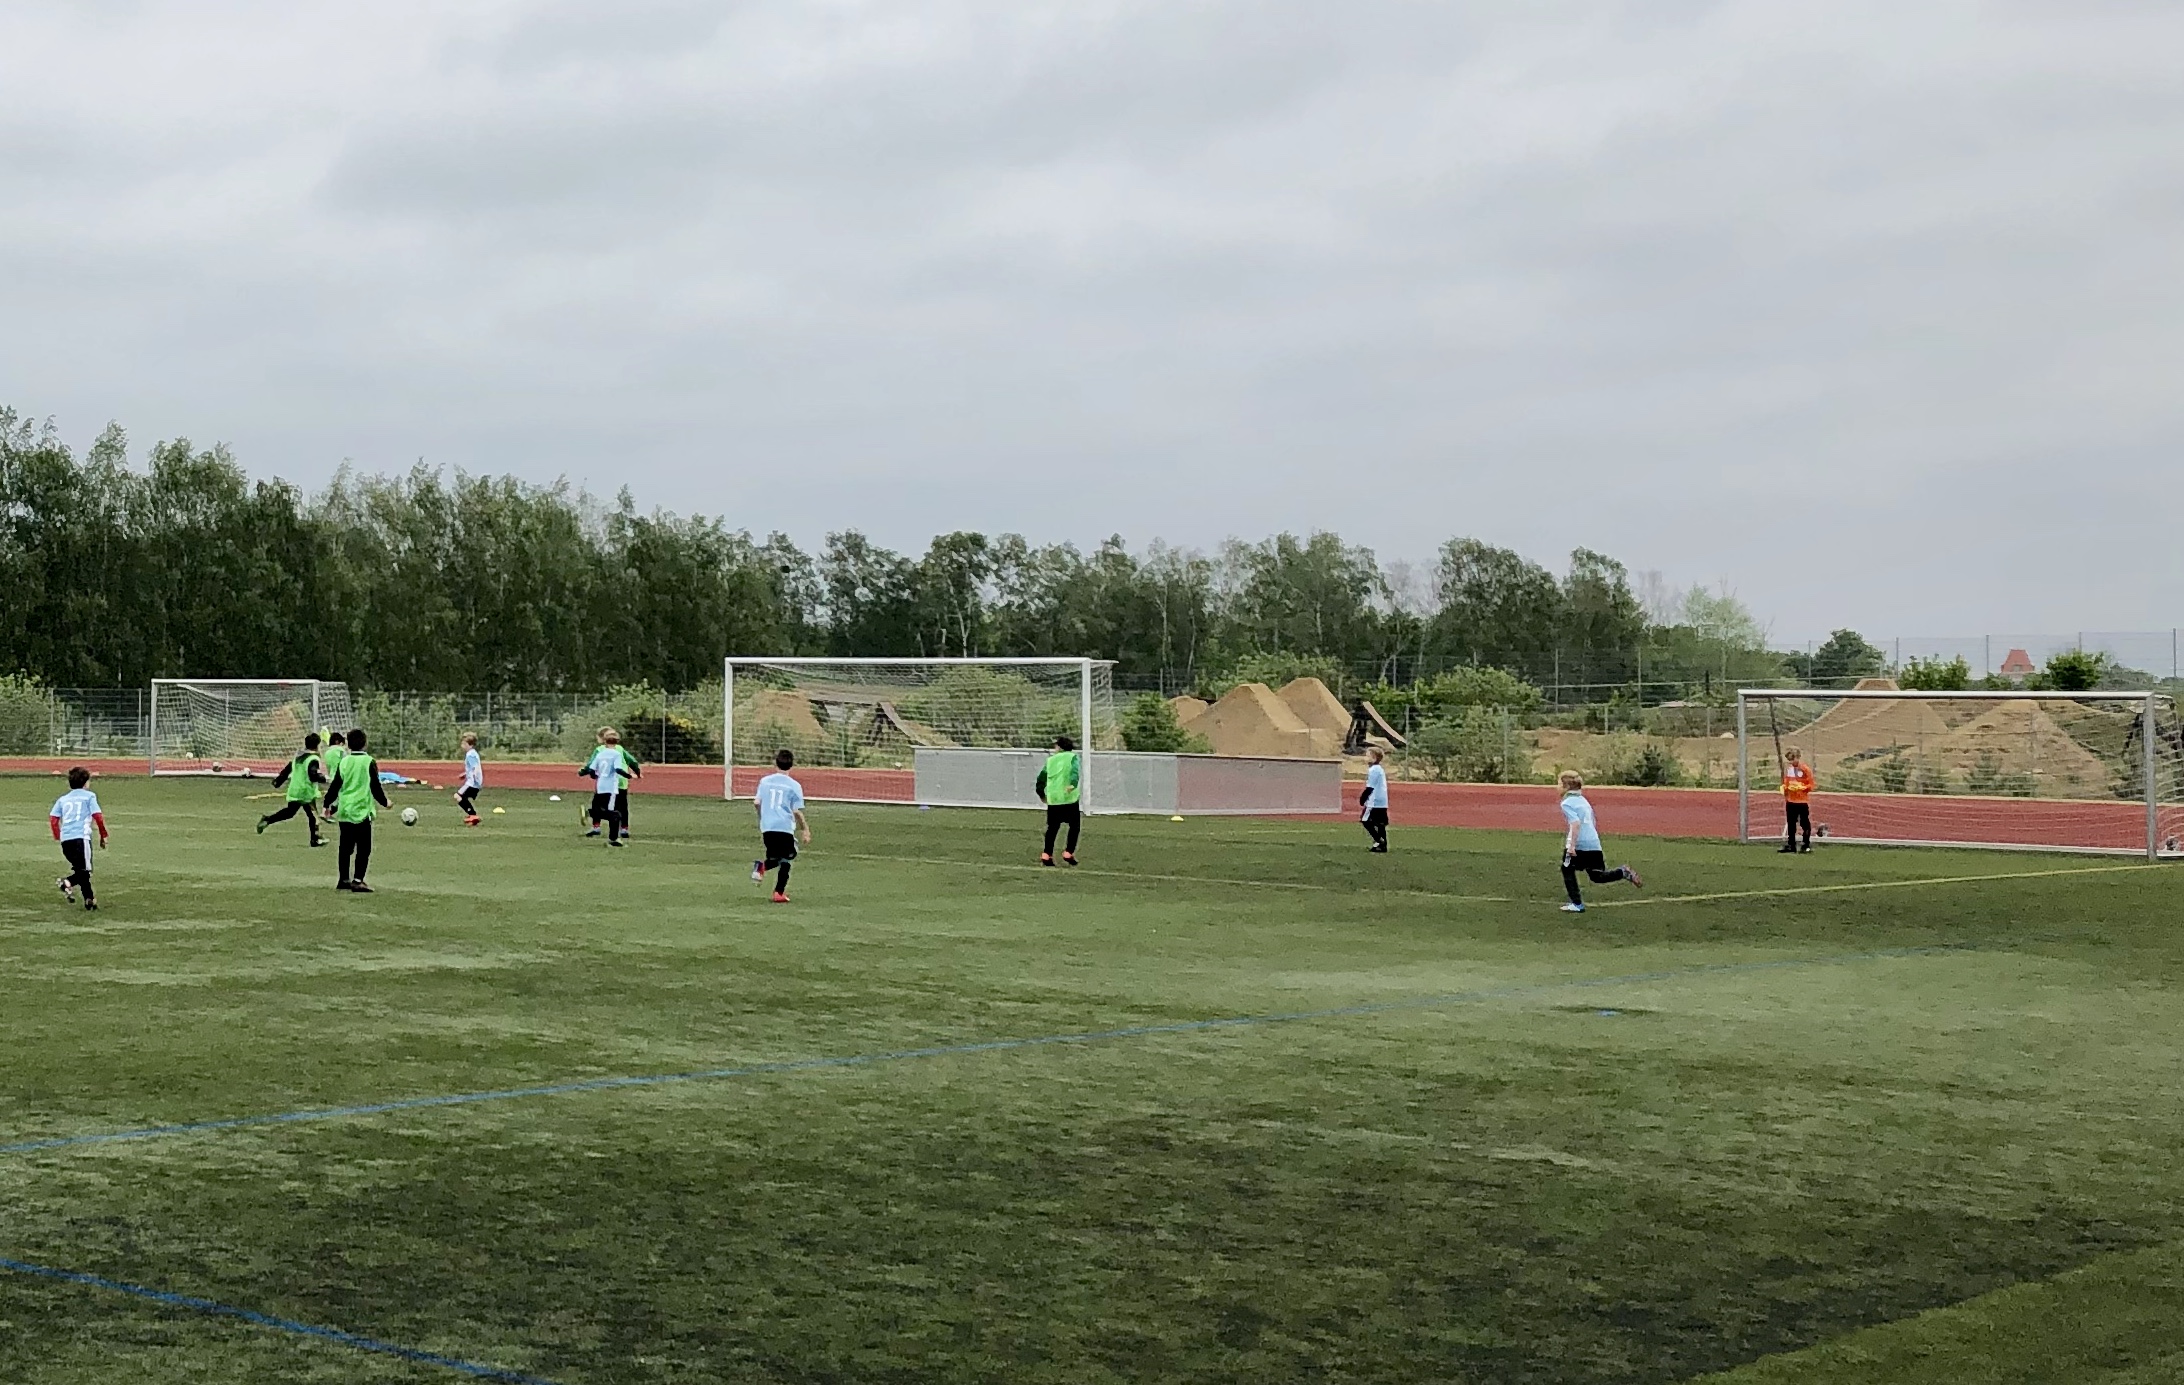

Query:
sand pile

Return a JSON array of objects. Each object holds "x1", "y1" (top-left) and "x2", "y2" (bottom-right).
[
  {"x1": 1276, "y1": 677, "x2": 1351, "y2": 739},
  {"x1": 1931, "y1": 701, "x2": 2113, "y2": 795},
  {"x1": 1168, "y1": 696, "x2": 1210, "y2": 726},
  {"x1": 740, "y1": 689, "x2": 826, "y2": 743},
  {"x1": 1793, "y1": 695, "x2": 1952, "y2": 760},
  {"x1": 1185, "y1": 682, "x2": 1342, "y2": 759}
]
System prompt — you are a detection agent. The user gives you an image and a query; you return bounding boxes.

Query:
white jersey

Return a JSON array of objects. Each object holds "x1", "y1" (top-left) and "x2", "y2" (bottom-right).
[
  {"x1": 1364, "y1": 763, "x2": 1389, "y2": 810},
  {"x1": 463, "y1": 748, "x2": 483, "y2": 789},
  {"x1": 51, "y1": 788, "x2": 102, "y2": 841},
  {"x1": 586, "y1": 746, "x2": 624, "y2": 801}
]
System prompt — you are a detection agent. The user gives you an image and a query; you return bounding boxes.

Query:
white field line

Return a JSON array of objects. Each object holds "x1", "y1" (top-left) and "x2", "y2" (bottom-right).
[{"x1": 833, "y1": 853, "x2": 1515, "y2": 904}]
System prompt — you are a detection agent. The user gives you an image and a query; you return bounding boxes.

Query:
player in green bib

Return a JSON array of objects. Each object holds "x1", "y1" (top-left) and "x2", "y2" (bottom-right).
[
  {"x1": 256, "y1": 731, "x2": 328, "y2": 846},
  {"x1": 321, "y1": 727, "x2": 391, "y2": 892},
  {"x1": 1034, "y1": 734, "x2": 1082, "y2": 866}
]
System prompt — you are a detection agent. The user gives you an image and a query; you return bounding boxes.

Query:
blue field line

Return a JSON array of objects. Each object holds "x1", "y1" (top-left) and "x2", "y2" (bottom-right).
[
  {"x1": 0, "y1": 1255, "x2": 558, "y2": 1382},
  {"x1": 0, "y1": 943, "x2": 1974, "y2": 1161}
]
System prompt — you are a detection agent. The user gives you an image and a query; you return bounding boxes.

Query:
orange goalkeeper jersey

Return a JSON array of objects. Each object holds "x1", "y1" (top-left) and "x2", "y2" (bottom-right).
[{"x1": 1782, "y1": 763, "x2": 1815, "y2": 802}]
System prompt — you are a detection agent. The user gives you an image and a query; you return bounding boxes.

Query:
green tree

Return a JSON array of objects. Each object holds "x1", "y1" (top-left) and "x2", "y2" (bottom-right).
[
  {"x1": 1119, "y1": 693, "x2": 1212, "y2": 753},
  {"x1": 1899, "y1": 655, "x2": 1971, "y2": 691},
  {"x1": 1806, "y1": 630, "x2": 1887, "y2": 686},
  {"x1": 1430, "y1": 539, "x2": 1563, "y2": 677}
]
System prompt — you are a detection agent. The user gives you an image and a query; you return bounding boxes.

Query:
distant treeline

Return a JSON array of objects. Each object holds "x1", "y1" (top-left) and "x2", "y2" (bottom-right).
[{"x1": 4, "y1": 408, "x2": 1810, "y2": 694}]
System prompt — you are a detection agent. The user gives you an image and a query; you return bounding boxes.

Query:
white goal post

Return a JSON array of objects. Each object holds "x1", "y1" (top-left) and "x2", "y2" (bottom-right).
[
  {"x1": 720, "y1": 657, "x2": 1344, "y2": 815},
  {"x1": 1736, "y1": 688, "x2": 2182, "y2": 859},
  {"x1": 148, "y1": 679, "x2": 356, "y2": 776}
]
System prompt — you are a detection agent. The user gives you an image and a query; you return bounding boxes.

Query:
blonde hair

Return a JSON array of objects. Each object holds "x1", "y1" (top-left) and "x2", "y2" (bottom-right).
[
  {"x1": 461, "y1": 732, "x2": 478, "y2": 747},
  {"x1": 602, "y1": 728, "x2": 620, "y2": 745},
  {"x1": 1785, "y1": 745, "x2": 1802, "y2": 760},
  {"x1": 1365, "y1": 746, "x2": 1384, "y2": 763},
  {"x1": 1559, "y1": 769, "x2": 1584, "y2": 791}
]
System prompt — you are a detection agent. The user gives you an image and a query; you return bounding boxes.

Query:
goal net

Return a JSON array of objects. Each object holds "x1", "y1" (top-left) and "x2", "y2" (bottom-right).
[
  {"x1": 723, "y1": 658, "x2": 1121, "y2": 807},
  {"x1": 1737, "y1": 688, "x2": 2184, "y2": 857},
  {"x1": 148, "y1": 680, "x2": 356, "y2": 776}
]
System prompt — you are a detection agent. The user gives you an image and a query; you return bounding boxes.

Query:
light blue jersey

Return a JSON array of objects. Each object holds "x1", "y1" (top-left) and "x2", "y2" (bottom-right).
[
  {"x1": 585, "y1": 746, "x2": 624, "y2": 802},
  {"x1": 1560, "y1": 791, "x2": 1602, "y2": 852},
  {"x1": 463, "y1": 748, "x2": 483, "y2": 789},
  {"x1": 756, "y1": 772, "x2": 804, "y2": 835},
  {"x1": 51, "y1": 789, "x2": 102, "y2": 842},
  {"x1": 1364, "y1": 763, "x2": 1389, "y2": 810}
]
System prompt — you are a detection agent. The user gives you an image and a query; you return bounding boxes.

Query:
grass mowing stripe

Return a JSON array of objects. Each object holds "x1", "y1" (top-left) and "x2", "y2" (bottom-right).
[
  {"x1": 835, "y1": 852, "x2": 1516, "y2": 902},
  {"x1": 0, "y1": 1255, "x2": 558, "y2": 1383},
  {"x1": 1589, "y1": 861, "x2": 2163, "y2": 909},
  {"x1": 0, "y1": 945, "x2": 1970, "y2": 1162}
]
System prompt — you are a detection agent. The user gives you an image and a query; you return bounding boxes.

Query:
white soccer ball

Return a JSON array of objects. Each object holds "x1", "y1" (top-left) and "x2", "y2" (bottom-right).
[{"x1": 400, "y1": 807, "x2": 419, "y2": 826}]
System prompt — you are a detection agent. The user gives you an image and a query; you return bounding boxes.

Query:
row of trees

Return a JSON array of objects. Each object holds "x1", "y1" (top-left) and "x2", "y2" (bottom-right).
[{"x1": 5, "y1": 408, "x2": 1787, "y2": 693}]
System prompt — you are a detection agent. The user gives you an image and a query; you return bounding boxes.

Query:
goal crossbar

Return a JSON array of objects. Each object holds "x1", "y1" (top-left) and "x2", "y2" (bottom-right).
[
  {"x1": 147, "y1": 679, "x2": 355, "y2": 776},
  {"x1": 1735, "y1": 687, "x2": 2179, "y2": 860}
]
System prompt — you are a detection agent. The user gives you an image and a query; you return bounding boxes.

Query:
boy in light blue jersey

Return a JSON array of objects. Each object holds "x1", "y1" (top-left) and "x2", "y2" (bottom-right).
[
  {"x1": 750, "y1": 748, "x2": 810, "y2": 902},
  {"x1": 453, "y1": 732, "x2": 484, "y2": 825},
  {"x1": 580, "y1": 729, "x2": 633, "y2": 845},
  {"x1": 50, "y1": 766, "x2": 108, "y2": 911},
  {"x1": 1558, "y1": 770, "x2": 1641, "y2": 911},
  {"x1": 1359, "y1": 746, "x2": 1391, "y2": 852}
]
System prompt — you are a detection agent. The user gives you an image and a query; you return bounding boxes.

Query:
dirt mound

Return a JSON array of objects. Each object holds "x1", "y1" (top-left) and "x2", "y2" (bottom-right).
[
  {"x1": 1793, "y1": 696, "x2": 1952, "y2": 761},
  {"x1": 1277, "y1": 677, "x2": 1351, "y2": 738},
  {"x1": 1930, "y1": 701, "x2": 2114, "y2": 796},
  {"x1": 740, "y1": 689, "x2": 825, "y2": 744},
  {"x1": 1168, "y1": 696, "x2": 1210, "y2": 727},
  {"x1": 1188, "y1": 682, "x2": 1342, "y2": 759}
]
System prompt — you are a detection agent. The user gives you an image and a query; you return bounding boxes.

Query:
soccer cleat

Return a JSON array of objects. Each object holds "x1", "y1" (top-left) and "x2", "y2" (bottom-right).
[
  {"x1": 336, "y1": 881, "x2": 354, "y2": 891},
  {"x1": 751, "y1": 860, "x2": 765, "y2": 883},
  {"x1": 82, "y1": 902, "x2": 97, "y2": 912},
  {"x1": 465, "y1": 815, "x2": 481, "y2": 826},
  {"x1": 771, "y1": 892, "x2": 790, "y2": 903},
  {"x1": 608, "y1": 838, "x2": 626, "y2": 848},
  {"x1": 583, "y1": 828, "x2": 601, "y2": 837},
  {"x1": 1778, "y1": 845, "x2": 1796, "y2": 854},
  {"x1": 1062, "y1": 852, "x2": 1077, "y2": 867},
  {"x1": 350, "y1": 882, "x2": 374, "y2": 893},
  {"x1": 310, "y1": 838, "x2": 325, "y2": 848},
  {"x1": 256, "y1": 818, "x2": 269, "y2": 835},
  {"x1": 1560, "y1": 902, "x2": 1586, "y2": 913},
  {"x1": 57, "y1": 876, "x2": 75, "y2": 903},
  {"x1": 1039, "y1": 853, "x2": 1054, "y2": 867},
  {"x1": 1622, "y1": 865, "x2": 1643, "y2": 889}
]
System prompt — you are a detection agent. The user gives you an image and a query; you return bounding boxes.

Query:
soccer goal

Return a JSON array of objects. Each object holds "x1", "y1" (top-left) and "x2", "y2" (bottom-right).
[
  {"x1": 148, "y1": 679, "x2": 356, "y2": 776},
  {"x1": 1736, "y1": 688, "x2": 2184, "y2": 858}
]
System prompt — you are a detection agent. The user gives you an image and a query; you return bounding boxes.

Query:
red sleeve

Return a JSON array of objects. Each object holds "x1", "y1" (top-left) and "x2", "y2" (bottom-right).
[
  {"x1": 92, "y1": 812, "x2": 108, "y2": 839},
  {"x1": 50, "y1": 815, "x2": 61, "y2": 841}
]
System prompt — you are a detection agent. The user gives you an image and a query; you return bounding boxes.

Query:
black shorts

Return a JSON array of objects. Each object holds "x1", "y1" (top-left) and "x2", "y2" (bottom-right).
[
  {"x1": 62, "y1": 838, "x2": 92, "y2": 875},
  {"x1": 589, "y1": 792, "x2": 620, "y2": 818},
  {"x1": 1045, "y1": 803, "x2": 1081, "y2": 826},
  {"x1": 763, "y1": 830, "x2": 798, "y2": 862},
  {"x1": 1363, "y1": 807, "x2": 1389, "y2": 827},
  {"x1": 1565, "y1": 848, "x2": 1607, "y2": 872}
]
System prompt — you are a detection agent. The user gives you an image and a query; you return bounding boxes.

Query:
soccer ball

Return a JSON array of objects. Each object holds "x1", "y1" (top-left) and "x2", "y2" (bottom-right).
[{"x1": 400, "y1": 808, "x2": 419, "y2": 827}]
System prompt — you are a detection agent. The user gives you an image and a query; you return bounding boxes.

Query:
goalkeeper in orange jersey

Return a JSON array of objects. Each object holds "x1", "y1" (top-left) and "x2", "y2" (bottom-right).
[{"x1": 1780, "y1": 745, "x2": 1815, "y2": 853}]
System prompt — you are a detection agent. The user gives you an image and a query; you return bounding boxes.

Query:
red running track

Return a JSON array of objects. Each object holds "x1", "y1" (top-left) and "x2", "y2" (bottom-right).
[{"x1": 8, "y1": 759, "x2": 2173, "y2": 852}]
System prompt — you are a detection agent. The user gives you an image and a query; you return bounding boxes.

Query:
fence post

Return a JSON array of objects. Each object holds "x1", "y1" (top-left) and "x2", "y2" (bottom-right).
[{"x1": 1736, "y1": 693, "x2": 1750, "y2": 844}]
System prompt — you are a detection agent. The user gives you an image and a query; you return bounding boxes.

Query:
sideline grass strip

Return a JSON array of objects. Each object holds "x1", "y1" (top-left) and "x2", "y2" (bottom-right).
[
  {"x1": 0, "y1": 1256, "x2": 558, "y2": 1383},
  {"x1": 0, "y1": 945, "x2": 1970, "y2": 1162},
  {"x1": 1589, "y1": 861, "x2": 2161, "y2": 909},
  {"x1": 835, "y1": 851, "x2": 1516, "y2": 902},
  {"x1": 1695, "y1": 1238, "x2": 2184, "y2": 1383}
]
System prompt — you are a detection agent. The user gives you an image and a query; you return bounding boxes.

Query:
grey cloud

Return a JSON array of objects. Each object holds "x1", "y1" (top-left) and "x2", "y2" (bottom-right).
[{"x1": 2, "y1": 0, "x2": 2182, "y2": 638}]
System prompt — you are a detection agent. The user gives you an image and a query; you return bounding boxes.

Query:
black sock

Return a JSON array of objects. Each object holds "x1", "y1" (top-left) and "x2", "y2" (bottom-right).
[{"x1": 775, "y1": 861, "x2": 791, "y2": 893}]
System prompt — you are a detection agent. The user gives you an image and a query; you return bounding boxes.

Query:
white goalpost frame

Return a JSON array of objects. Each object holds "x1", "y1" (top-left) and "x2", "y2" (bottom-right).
[
  {"x1": 722, "y1": 656, "x2": 1101, "y2": 807},
  {"x1": 1735, "y1": 687, "x2": 2171, "y2": 861},
  {"x1": 147, "y1": 678, "x2": 347, "y2": 776}
]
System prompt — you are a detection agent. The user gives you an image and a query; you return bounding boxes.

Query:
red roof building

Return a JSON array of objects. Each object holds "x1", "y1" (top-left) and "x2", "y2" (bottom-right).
[{"x1": 1998, "y1": 648, "x2": 2036, "y2": 680}]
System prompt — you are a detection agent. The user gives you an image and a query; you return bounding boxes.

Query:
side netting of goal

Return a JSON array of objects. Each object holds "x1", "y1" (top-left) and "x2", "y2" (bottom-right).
[
  {"x1": 148, "y1": 680, "x2": 357, "y2": 776},
  {"x1": 1736, "y1": 688, "x2": 2184, "y2": 858}
]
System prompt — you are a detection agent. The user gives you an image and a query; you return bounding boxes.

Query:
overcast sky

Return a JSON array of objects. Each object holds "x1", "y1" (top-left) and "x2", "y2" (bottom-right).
[{"x1": 4, "y1": 1, "x2": 2180, "y2": 642}]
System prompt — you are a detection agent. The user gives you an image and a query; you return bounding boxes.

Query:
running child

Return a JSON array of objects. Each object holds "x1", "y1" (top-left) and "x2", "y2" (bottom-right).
[
  {"x1": 1360, "y1": 746, "x2": 1390, "y2": 852},
  {"x1": 51, "y1": 766, "x2": 107, "y2": 912},
  {"x1": 1558, "y1": 770, "x2": 1642, "y2": 912},
  {"x1": 580, "y1": 729, "x2": 631, "y2": 845},
  {"x1": 323, "y1": 728, "x2": 390, "y2": 892},
  {"x1": 1780, "y1": 745, "x2": 1815, "y2": 854},
  {"x1": 1036, "y1": 734, "x2": 1081, "y2": 866},
  {"x1": 750, "y1": 749, "x2": 810, "y2": 903},
  {"x1": 258, "y1": 732, "x2": 328, "y2": 846},
  {"x1": 454, "y1": 733, "x2": 485, "y2": 825}
]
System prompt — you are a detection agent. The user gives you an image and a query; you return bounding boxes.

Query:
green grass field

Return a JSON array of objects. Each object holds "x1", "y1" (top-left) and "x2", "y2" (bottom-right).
[{"x1": 3, "y1": 775, "x2": 2183, "y2": 1384}]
